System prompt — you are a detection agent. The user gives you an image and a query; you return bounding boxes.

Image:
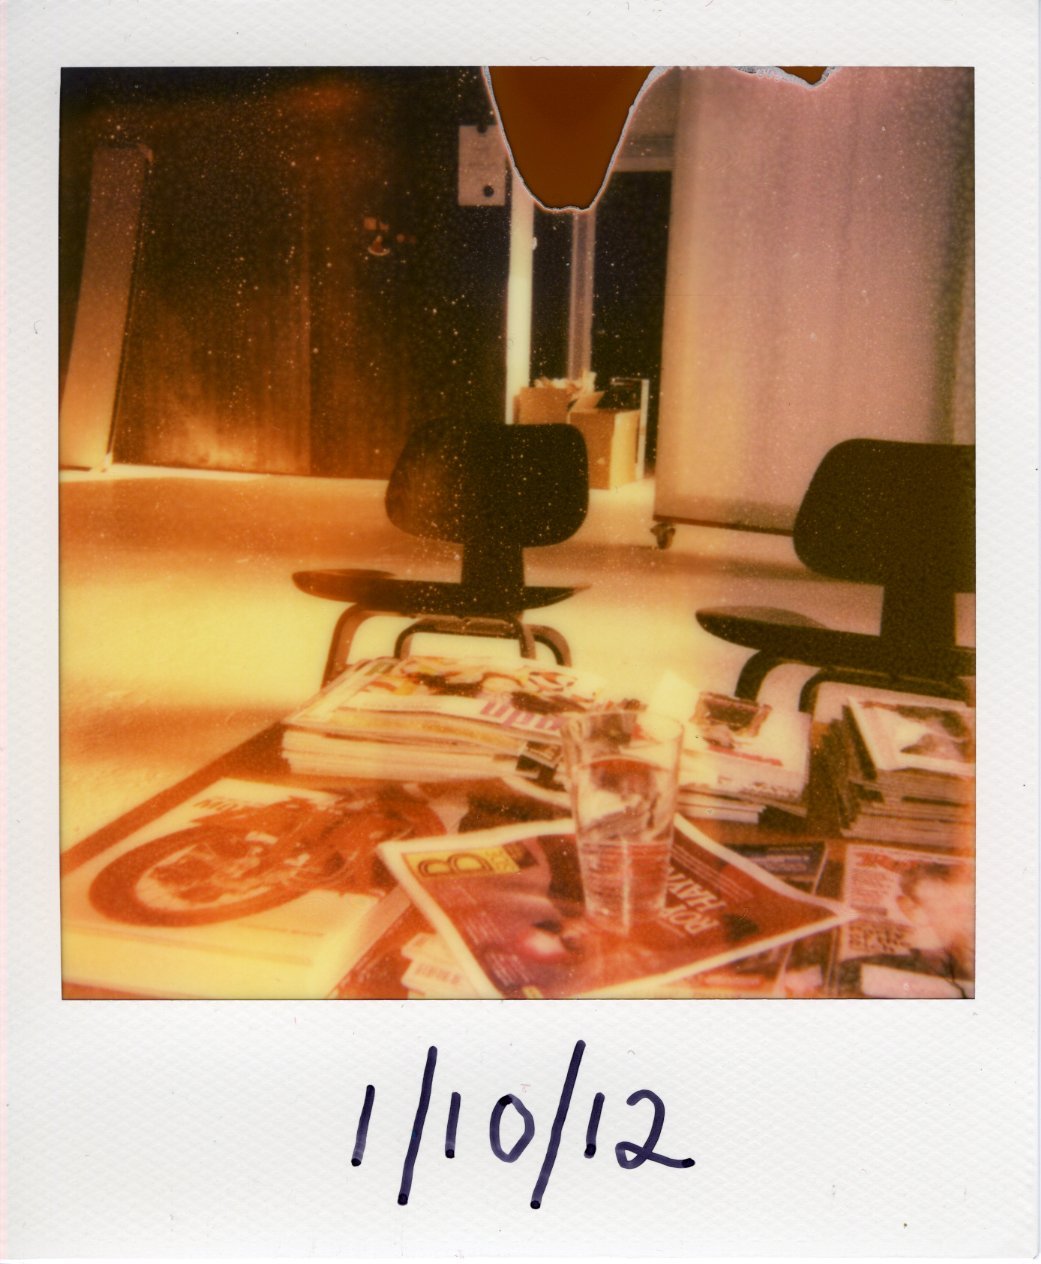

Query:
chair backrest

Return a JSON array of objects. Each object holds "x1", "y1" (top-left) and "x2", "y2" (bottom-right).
[
  {"x1": 794, "y1": 439, "x2": 975, "y2": 594},
  {"x1": 385, "y1": 419, "x2": 589, "y2": 548}
]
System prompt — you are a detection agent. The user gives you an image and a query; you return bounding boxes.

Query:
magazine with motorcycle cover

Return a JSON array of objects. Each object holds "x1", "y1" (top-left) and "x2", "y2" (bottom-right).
[{"x1": 60, "y1": 777, "x2": 447, "y2": 998}]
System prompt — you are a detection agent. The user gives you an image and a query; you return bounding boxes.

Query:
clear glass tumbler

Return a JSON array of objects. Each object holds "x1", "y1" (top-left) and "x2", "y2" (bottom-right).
[{"x1": 560, "y1": 710, "x2": 683, "y2": 934}]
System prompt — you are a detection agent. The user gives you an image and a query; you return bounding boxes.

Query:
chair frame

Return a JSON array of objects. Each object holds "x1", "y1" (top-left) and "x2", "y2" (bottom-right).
[{"x1": 295, "y1": 418, "x2": 589, "y2": 680}]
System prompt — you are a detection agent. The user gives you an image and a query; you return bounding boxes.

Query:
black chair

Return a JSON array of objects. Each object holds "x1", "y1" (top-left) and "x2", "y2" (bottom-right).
[
  {"x1": 294, "y1": 418, "x2": 589, "y2": 683},
  {"x1": 696, "y1": 439, "x2": 975, "y2": 711}
]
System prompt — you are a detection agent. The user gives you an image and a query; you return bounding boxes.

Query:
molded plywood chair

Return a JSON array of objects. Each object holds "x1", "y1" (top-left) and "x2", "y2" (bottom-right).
[
  {"x1": 294, "y1": 419, "x2": 589, "y2": 682},
  {"x1": 696, "y1": 439, "x2": 975, "y2": 711}
]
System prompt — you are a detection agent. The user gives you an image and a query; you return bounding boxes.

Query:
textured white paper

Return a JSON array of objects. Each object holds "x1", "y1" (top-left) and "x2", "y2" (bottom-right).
[{"x1": 5, "y1": 0, "x2": 1038, "y2": 1258}]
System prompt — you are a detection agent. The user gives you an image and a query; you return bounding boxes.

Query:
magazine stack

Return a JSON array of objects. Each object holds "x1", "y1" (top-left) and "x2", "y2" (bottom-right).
[
  {"x1": 818, "y1": 693, "x2": 975, "y2": 846},
  {"x1": 650, "y1": 673, "x2": 811, "y2": 822},
  {"x1": 281, "y1": 655, "x2": 615, "y2": 782}
]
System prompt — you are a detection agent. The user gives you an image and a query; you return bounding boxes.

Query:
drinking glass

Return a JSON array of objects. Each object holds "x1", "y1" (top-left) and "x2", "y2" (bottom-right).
[{"x1": 560, "y1": 711, "x2": 683, "y2": 934}]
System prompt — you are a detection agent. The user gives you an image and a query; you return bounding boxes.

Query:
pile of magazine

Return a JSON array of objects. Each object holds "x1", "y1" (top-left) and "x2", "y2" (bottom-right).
[
  {"x1": 818, "y1": 692, "x2": 975, "y2": 846},
  {"x1": 281, "y1": 655, "x2": 615, "y2": 782},
  {"x1": 650, "y1": 672, "x2": 811, "y2": 822}
]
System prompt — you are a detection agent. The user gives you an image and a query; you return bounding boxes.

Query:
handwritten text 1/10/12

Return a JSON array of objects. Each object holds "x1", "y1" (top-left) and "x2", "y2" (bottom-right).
[{"x1": 350, "y1": 1039, "x2": 695, "y2": 1208}]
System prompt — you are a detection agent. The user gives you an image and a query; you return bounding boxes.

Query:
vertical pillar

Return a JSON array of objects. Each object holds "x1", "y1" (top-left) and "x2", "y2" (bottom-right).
[
  {"x1": 566, "y1": 210, "x2": 596, "y2": 381},
  {"x1": 504, "y1": 168, "x2": 534, "y2": 422}
]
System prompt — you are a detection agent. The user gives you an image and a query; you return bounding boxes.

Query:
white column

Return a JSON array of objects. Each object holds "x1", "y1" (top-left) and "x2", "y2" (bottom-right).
[
  {"x1": 567, "y1": 210, "x2": 596, "y2": 381},
  {"x1": 504, "y1": 168, "x2": 534, "y2": 422}
]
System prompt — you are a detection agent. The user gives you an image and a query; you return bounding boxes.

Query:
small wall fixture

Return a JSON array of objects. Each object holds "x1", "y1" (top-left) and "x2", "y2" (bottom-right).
[{"x1": 458, "y1": 124, "x2": 507, "y2": 206}]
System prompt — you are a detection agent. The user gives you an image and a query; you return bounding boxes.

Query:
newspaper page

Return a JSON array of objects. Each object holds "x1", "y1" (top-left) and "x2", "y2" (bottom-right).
[
  {"x1": 650, "y1": 841, "x2": 833, "y2": 997},
  {"x1": 379, "y1": 817, "x2": 853, "y2": 998}
]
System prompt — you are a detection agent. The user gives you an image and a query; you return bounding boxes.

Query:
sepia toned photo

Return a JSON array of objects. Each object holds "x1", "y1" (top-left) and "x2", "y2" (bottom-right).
[{"x1": 59, "y1": 64, "x2": 976, "y2": 1002}]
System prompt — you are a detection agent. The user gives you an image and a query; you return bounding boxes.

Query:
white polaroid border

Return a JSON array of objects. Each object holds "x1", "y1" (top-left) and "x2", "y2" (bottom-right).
[{"x1": 5, "y1": 1, "x2": 1038, "y2": 1258}]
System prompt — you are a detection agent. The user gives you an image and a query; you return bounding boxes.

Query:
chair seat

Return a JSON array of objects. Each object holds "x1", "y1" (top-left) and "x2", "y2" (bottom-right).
[
  {"x1": 293, "y1": 569, "x2": 581, "y2": 616},
  {"x1": 291, "y1": 569, "x2": 392, "y2": 600},
  {"x1": 697, "y1": 605, "x2": 975, "y2": 678}
]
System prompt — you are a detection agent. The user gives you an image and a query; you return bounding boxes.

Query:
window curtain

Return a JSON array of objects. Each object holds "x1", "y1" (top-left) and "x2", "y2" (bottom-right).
[{"x1": 655, "y1": 66, "x2": 974, "y2": 532}]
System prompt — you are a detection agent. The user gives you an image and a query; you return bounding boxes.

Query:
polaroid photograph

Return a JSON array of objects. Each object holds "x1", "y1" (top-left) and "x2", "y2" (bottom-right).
[{"x1": 5, "y1": 0, "x2": 1038, "y2": 1259}]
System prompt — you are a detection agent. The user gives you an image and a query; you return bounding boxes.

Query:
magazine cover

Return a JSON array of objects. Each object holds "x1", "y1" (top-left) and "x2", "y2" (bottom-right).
[
  {"x1": 848, "y1": 696, "x2": 976, "y2": 781},
  {"x1": 61, "y1": 777, "x2": 445, "y2": 998},
  {"x1": 379, "y1": 817, "x2": 853, "y2": 998},
  {"x1": 650, "y1": 671, "x2": 811, "y2": 800},
  {"x1": 835, "y1": 842, "x2": 976, "y2": 998}
]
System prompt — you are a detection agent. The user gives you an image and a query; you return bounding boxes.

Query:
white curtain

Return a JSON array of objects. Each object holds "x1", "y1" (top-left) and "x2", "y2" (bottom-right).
[{"x1": 655, "y1": 66, "x2": 975, "y2": 532}]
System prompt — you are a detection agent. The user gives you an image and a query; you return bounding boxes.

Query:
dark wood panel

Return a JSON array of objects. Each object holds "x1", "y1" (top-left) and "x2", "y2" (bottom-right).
[
  {"x1": 531, "y1": 207, "x2": 573, "y2": 381},
  {"x1": 60, "y1": 69, "x2": 511, "y2": 479}
]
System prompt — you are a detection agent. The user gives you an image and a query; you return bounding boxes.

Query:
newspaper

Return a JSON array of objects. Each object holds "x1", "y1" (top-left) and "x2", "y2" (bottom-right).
[
  {"x1": 328, "y1": 776, "x2": 570, "y2": 999},
  {"x1": 378, "y1": 817, "x2": 853, "y2": 999},
  {"x1": 834, "y1": 843, "x2": 975, "y2": 998},
  {"x1": 645, "y1": 841, "x2": 831, "y2": 997}
]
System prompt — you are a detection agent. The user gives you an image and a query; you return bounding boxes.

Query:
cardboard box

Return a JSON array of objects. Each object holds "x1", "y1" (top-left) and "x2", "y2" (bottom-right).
[
  {"x1": 514, "y1": 385, "x2": 574, "y2": 424},
  {"x1": 605, "y1": 376, "x2": 650, "y2": 479},
  {"x1": 568, "y1": 403, "x2": 640, "y2": 489},
  {"x1": 515, "y1": 381, "x2": 640, "y2": 488}
]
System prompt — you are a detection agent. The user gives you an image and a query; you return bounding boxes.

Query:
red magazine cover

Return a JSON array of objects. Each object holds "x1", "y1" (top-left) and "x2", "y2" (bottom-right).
[{"x1": 379, "y1": 817, "x2": 853, "y2": 999}]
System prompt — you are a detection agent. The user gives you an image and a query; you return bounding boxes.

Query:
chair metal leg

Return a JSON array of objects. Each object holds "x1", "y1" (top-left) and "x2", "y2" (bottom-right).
[
  {"x1": 393, "y1": 614, "x2": 538, "y2": 660},
  {"x1": 734, "y1": 652, "x2": 788, "y2": 700},
  {"x1": 325, "y1": 606, "x2": 569, "y2": 682},
  {"x1": 323, "y1": 605, "x2": 379, "y2": 684},
  {"x1": 798, "y1": 667, "x2": 971, "y2": 714},
  {"x1": 530, "y1": 625, "x2": 571, "y2": 666}
]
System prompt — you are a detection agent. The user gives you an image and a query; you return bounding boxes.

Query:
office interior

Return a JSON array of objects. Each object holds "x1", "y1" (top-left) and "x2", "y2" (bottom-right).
[{"x1": 59, "y1": 65, "x2": 976, "y2": 848}]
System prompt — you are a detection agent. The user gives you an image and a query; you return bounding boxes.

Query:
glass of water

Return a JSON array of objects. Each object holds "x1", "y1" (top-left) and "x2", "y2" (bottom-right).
[{"x1": 560, "y1": 711, "x2": 683, "y2": 934}]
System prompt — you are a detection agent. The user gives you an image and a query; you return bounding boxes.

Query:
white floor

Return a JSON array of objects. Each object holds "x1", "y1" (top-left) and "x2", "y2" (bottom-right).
[{"x1": 59, "y1": 466, "x2": 973, "y2": 847}]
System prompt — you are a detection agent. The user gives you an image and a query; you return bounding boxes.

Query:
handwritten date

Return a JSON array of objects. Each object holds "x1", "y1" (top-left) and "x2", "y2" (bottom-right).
[{"x1": 351, "y1": 1039, "x2": 694, "y2": 1208}]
